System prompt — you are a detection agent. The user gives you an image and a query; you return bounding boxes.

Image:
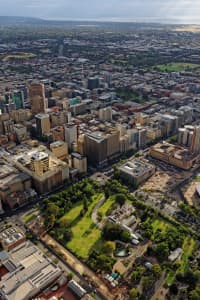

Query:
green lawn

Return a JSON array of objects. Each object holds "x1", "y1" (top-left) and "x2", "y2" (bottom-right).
[
  {"x1": 66, "y1": 193, "x2": 103, "y2": 259},
  {"x1": 22, "y1": 211, "x2": 38, "y2": 223},
  {"x1": 166, "y1": 237, "x2": 196, "y2": 285},
  {"x1": 194, "y1": 174, "x2": 200, "y2": 181},
  {"x1": 166, "y1": 270, "x2": 176, "y2": 286},
  {"x1": 98, "y1": 195, "x2": 115, "y2": 218},
  {"x1": 179, "y1": 237, "x2": 196, "y2": 273},
  {"x1": 151, "y1": 219, "x2": 169, "y2": 235},
  {"x1": 154, "y1": 62, "x2": 199, "y2": 72},
  {"x1": 60, "y1": 202, "x2": 83, "y2": 224},
  {"x1": 3, "y1": 53, "x2": 36, "y2": 61}
]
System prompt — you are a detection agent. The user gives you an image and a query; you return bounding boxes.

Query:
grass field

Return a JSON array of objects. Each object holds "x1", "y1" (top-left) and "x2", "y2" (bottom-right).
[
  {"x1": 3, "y1": 53, "x2": 36, "y2": 61},
  {"x1": 154, "y1": 62, "x2": 200, "y2": 72},
  {"x1": 179, "y1": 237, "x2": 196, "y2": 273},
  {"x1": 66, "y1": 193, "x2": 103, "y2": 259},
  {"x1": 60, "y1": 202, "x2": 83, "y2": 225},
  {"x1": 151, "y1": 219, "x2": 169, "y2": 236},
  {"x1": 166, "y1": 236, "x2": 196, "y2": 285},
  {"x1": 22, "y1": 211, "x2": 38, "y2": 223},
  {"x1": 98, "y1": 195, "x2": 116, "y2": 218}
]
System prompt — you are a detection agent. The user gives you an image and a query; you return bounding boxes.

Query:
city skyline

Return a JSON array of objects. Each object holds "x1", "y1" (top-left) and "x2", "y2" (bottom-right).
[{"x1": 0, "y1": 0, "x2": 199, "y2": 24}]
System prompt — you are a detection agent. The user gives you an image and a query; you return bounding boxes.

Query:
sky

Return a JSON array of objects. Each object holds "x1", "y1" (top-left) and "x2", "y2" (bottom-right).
[{"x1": 0, "y1": 0, "x2": 199, "y2": 23}]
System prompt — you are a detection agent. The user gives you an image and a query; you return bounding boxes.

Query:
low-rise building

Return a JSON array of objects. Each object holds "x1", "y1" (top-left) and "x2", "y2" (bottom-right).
[
  {"x1": 0, "y1": 241, "x2": 62, "y2": 300},
  {"x1": 150, "y1": 142, "x2": 200, "y2": 170},
  {"x1": 0, "y1": 226, "x2": 26, "y2": 251},
  {"x1": 118, "y1": 159, "x2": 155, "y2": 186}
]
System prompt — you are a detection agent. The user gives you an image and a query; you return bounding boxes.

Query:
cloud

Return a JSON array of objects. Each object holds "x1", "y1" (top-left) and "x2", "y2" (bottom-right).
[{"x1": 0, "y1": 0, "x2": 199, "y2": 22}]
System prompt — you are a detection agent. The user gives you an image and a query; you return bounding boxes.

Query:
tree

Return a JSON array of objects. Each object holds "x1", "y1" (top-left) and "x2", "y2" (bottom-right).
[
  {"x1": 131, "y1": 267, "x2": 145, "y2": 283},
  {"x1": 152, "y1": 242, "x2": 169, "y2": 261},
  {"x1": 46, "y1": 202, "x2": 59, "y2": 218},
  {"x1": 67, "y1": 273, "x2": 74, "y2": 280},
  {"x1": 141, "y1": 275, "x2": 154, "y2": 292},
  {"x1": 83, "y1": 197, "x2": 88, "y2": 212},
  {"x1": 115, "y1": 193, "x2": 126, "y2": 206},
  {"x1": 189, "y1": 286, "x2": 200, "y2": 300},
  {"x1": 152, "y1": 264, "x2": 162, "y2": 279},
  {"x1": 130, "y1": 288, "x2": 140, "y2": 300},
  {"x1": 63, "y1": 229, "x2": 73, "y2": 242},
  {"x1": 102, "y1": 241, "x2": 115, "y2": 254},
  {"x1": 169, "y1": 283, "x2": 178, "y2": 295}
]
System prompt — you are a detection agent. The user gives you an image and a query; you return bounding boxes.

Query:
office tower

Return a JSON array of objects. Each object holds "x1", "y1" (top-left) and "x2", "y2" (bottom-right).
[
  {"x1": 35, "y1": 113, "x2": 50, "y2": 138},
  {"x1": 64, "y1": 124, "x2": 78, "y2": 150},
  {"x1": 50, "y1": 111, "x2": 67, "y2": 127},
  {"x1": 71, "y1": 152, "x2": 87, "y2": 173},
  {"x1": 160, "y1": 114, "x2": 178, "y2": 137},
  {"x1": 12, "y1": 90, "x2": 25, "y2": 110},
  {"x1": 51, "y1": 126, "x2": 65, "y2": 142},
  {"x1": 190, "y1": 126, "x2": 200, "y2": 154},
  {"x1": 13, "y1": 124, "x2": 27, "y2": 143},
  {"x1": 99, "y1": 107, "x2": 112, "y2": 121},
  {"x1": 127, "y1": 128, "x2": 139, "y2": 150},
  {"x1": 77, "y1": 134, "x2": 85, "y2": 155},
  {"x1": 29, "y1": 83, "x2": 46, "y2": 115},
  {"x1": 106, "y1": 130, "x2": 120, "y2": 157},
  {"x1": 87, "y1": 77, "x2": 99, "y2": 90},
  {"x1": 50, "y1": 141, "x2": 68, "y2": 160},
  {"x1": 84, "y1": 132, "x2": 107, "y2": 166},
  {"x1": 138, "y1": 128, "x2": 147, "y2": 149},
  {"x1": 30, "y1": 152, "x2": 49, "y2": 176}
]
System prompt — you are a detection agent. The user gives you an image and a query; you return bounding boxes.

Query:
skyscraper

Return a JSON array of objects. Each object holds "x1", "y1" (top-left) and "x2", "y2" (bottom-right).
[
  {"x1": 190, "y1": 126, "x2": 200, "y2": 154},
  {"x1": 64, "y1": 124, "x2": 78, "y2": 150},
  {"x1": 35, "y1": 113, "x2": 51, "y2": 138},
  {"x1": 29, "y1": 83, "x2": 46, "y2": 115},
  {"x1": 12, "y1": 90, "x2": 25, "y2": 110}
]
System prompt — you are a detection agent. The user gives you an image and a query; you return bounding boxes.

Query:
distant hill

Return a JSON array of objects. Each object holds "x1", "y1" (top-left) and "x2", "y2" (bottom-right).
[
  {"x1": 0, "y1": 16, "x2": 45, "y2": 25},
  {"x1": 0, "y1": 16, "x2": 175, "y2": 29}
]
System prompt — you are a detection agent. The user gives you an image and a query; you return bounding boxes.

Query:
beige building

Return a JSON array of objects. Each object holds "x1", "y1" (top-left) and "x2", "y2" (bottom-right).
[
  {"x1": 106, "y1": 129, "x2": 120, "y2": 158},
  {"x1": 10, "y1": 109, "x2": 32, "y2": 123},
  {"x1": 12, "y1": 145, "x2": 69, "y2": 194},
  {"x1": 51, "y1": 126, "x2": 65, "y2": 142},
  {"x1": 50, "y1": 111, "x2": 67, "y2": 127},
  {"x1": 99, "y1": 107, "x2": 112, "y2": 121},
  {"x1": 30, "y1": 152, "x2": 49, "y2": 176},
  {"x1": 35, "y1": 113, "x2": 50, "y2": 137},
  {"x1": 29, "y1": 83, "x2": 46, "y2": 115},
  {"x1": 13, "y1": 124, "x2": 28, "y2": 142},
  {"x1": 118, "y1": 159, "x2": 155, "y2": 186},
  {"x1": 150, "y1": 142, "x2": 200, "y2": 170},
  {"x1": 50, "y1": 141, "x2": 68, "y2": 160},
  {"x1": 0, "y1": 161, "x2": 31, "y2": 204},
  {"x1": 71, "y1": 152, "x2": 87, "y2": 173}
]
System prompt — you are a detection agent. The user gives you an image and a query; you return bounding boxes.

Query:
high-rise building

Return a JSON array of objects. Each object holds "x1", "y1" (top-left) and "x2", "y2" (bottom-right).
[
  {"x1": 50, "y1": 141, "x2": 68, "y2": 160},
  {"x1": 64, "y1": 123, "x2": 78, "y2": 150},
  {"x1": 50, "y1": 111, "x2": 67, "y2": 127},
  {"x1": 35, "y1": 113, "x2": 50, "y2": 138},
  {"x1": 12, "y1": 90, "x2": 25, "y2": 110},
  {"x1": 29, "y1": 83, "x2": 46, "y2": 115},
  {"x1": 84, "y1": 132, "x2": 107, "y2": 166},
  {"x1": 13, "y1": 124, "x2": 27, "y2": 142},
  {"x1": 71, "y1": 152, "x2": 87, "y2": 173},
  {"x1": 106, "y1": 130, "x2": 120, "y2": 157},
  {"x1": 51, "y1": 126, "x2": 65, "y2": 142},
  {"x1": 87, "y1": 77, "x2": 99, "y2": 90},
  {"x1": 138, "y1": 128, "x2": 147, "y2": 149},
  {"x1": 190, "y1": 126, "x2": 200, "y2": 154},
  {"x1": 99, "y1": 107, "x2": 112, "y2": 121},
  {"x1": 30, "y1": 152, "x2": 49, "y2": 176}
]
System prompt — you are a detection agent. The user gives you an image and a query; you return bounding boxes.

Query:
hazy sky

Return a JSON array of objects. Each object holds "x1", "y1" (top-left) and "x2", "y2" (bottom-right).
[{"x1": 0, "y1": 0, "x2": 199, "y2": 22}]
